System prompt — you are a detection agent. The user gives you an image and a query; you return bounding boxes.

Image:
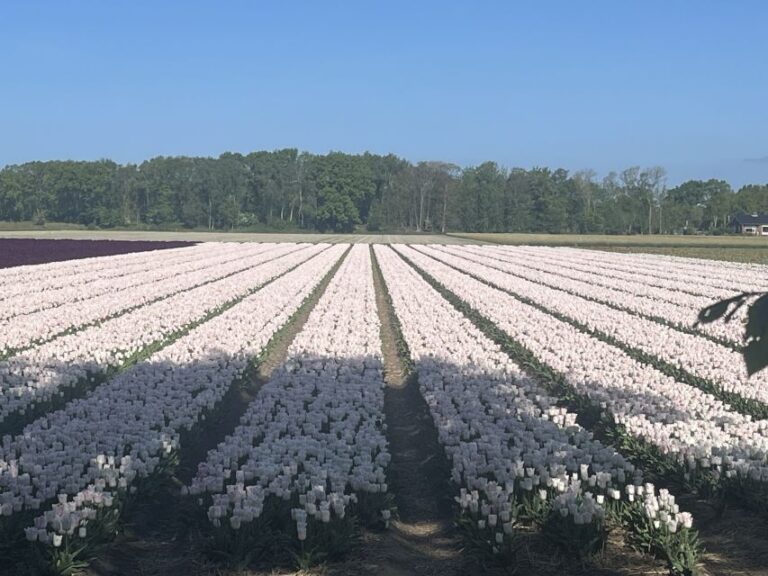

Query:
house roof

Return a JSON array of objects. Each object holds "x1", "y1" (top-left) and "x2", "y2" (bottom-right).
[{"x1": 733, "y1": 212, "x2": 768, "y2": 226}]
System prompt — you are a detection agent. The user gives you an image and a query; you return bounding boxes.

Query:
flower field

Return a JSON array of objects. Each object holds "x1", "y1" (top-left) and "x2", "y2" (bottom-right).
[
  {"x1": 0, "y1": 238, "x2": 194, "y2": 269},
  {"x1": 0, "y1": 241, "x2": 766, "y2": 575}
]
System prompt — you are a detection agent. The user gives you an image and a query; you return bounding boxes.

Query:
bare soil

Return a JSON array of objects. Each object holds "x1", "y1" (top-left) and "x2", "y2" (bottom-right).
[
  {"x1": 331, "y1": 251, "x2": 465, "y2": 576},
  {"x1": 683, "y1": 497, "x2": 768, "y2": 576}
]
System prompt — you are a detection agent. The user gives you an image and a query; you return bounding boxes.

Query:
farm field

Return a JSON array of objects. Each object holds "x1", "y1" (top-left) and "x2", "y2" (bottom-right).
[
  {"x1": 1, "y1": 241, "x2": 768, "y2": 576},
  {"x1": 6, "y1": 229, "x2": 768, "y2": 262},
  {"x1": 451, "y1": 233, "x2": 768, "y2": 264},
  {"x1": 0, "y1": 229, "x2": 483, "y2": 245}
]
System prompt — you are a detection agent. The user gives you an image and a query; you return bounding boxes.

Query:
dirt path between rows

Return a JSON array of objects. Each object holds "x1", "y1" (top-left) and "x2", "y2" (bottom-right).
[{"x1": 315, "y1": 249, "x2": 465, "y2": 576}]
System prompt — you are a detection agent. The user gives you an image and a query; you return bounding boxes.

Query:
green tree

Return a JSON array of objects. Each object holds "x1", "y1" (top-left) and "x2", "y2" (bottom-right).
[{"x1": 315, "y1": 187, "x2": 359, "y2": 232}]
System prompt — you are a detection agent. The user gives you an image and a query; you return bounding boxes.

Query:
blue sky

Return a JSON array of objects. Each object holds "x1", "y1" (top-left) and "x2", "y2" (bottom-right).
[{"x1": 1, "y1": 0, "x2": 766, "y2": 187}]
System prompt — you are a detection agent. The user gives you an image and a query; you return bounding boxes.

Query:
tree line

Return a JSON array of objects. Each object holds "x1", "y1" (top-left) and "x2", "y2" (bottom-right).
[{"x1": 0, "y1": 150, "x2": 766, "y2": 234}]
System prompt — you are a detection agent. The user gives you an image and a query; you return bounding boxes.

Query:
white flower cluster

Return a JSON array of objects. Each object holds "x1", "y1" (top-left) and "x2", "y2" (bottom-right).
[
  {"x1": 551, "y1": 484, "x2": 605, "y2": 525},
  {"x1": 393, "y1": 245, "x2": 768, "y2": 487},
  {"x1": 432, "y1": 245, "x2": 745, "y2": 346},
  {"x1": 0, "y1": 245, "x2": 346, "y2": 534},
  {"x1": 632, "y1": 484, "x2": 693, "y2": 533},
  {"x1": 374, "y1": 245, "x2": 644, "y2": 542},
  {"x1": 0, "y1": 244, "x2": 222, "y2": 322},
  {"x1": 188, "y1": 245, "x2": 390, "y2": 540},
  {"x1": 0, "y1": 243, "x2": 327, "y2": 423},
  {"x1": 23, "y1": 475, "x2": 117, "y2": 544},
  {"x1": 416, "y1": 246, "x2": 768, "y2": 407},
  {"x1": 0, "y1": 243, "x2": 300, "y2": 355}
]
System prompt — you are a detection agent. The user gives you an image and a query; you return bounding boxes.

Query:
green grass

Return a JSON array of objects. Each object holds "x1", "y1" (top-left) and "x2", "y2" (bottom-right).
[
  {"x1": 450, "y1": 233, "x2": 768, "y2": 264},
  {"x1": 449, "y1": 232, "x2": 768, "y2": 247},
  {"x1": 0, "y1": 220, "x2": 87, "y2": 231}
]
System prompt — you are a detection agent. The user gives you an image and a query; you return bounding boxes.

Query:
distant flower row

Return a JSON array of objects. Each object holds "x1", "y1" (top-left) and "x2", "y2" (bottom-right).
[
  {"x1": 0, "y1": 239, "x2": 196, "y2": 272},
  {"x1": 0, "y1": 243, "x2": 295, "y2": 355},
  {"x1": 0, "y1": 243, "x2": 237, "y2": 321},
  {"x1": 518, "y1": 245, "x2": 768, "y2": 293},
  {"x1": 0, "y1": 243, "x2": 207, "y2": 298},
  {"x1": 443, "y1": 245, "x2": 747, "y2": 345},
  {"x1": 0, "y1": 244, "x2": 325, "y2": 424},
  {"x1": 464, "y1": 244, "x2": 737, "y2": 311}
]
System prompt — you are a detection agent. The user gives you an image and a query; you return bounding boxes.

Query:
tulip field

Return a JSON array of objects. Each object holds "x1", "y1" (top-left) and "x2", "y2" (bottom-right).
[{"x1": 1, "y1": 239, "x2": 768, "y2": 575}]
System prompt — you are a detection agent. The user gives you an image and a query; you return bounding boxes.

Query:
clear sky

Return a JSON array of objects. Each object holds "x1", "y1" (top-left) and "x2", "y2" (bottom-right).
[{"x1": 1, "y1": 0, "x2": 766, "y2": 187}]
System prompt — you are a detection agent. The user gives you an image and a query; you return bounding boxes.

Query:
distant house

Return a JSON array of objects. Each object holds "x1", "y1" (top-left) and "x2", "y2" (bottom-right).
[{"x1": 733, "y1": 212, "x2": 768, "y2": 235}]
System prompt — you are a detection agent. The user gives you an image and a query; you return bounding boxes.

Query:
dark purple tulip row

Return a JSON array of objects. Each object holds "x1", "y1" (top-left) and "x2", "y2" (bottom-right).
[{"x1": 0, "y1": 239, "x2": 196, "y2": 269}]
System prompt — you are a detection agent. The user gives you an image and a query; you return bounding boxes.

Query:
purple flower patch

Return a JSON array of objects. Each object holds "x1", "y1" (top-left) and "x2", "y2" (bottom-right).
[{"x1": 0, "y1": 239, "x2": 195, "y2": 269}]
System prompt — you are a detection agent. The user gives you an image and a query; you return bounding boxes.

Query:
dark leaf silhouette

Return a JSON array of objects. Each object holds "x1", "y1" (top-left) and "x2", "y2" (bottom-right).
[
  {"x1": 745, "y1": 338, "x2": 768, "y2": 376},
  {"x1": 697, "y1": 293, "x2": 755, "y2": 325},
  {"x1": 745, "y1": 294, "x2": 768, "y2": 376},
  {"x1": 699, "y1": 291, "x2": 768, "y2": 376}
]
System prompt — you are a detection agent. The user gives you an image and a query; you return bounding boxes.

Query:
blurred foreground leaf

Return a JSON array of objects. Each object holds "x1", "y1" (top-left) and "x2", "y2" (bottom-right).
[
  {"x1": 745, "y1": 294, "x2": 768, "y2": 376},
  {"x1": 699, "y1": 291, "x2": 768, "y2": 376}
]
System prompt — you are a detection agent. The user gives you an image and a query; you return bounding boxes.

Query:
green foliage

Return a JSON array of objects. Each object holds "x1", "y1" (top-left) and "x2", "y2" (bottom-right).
[
  {"x1": 0, "y1": 151, "x2": 762, "y2": 234},
  {"x1": 315, "y1": 187, "x2": 359, "y2": 232},
  {"x1": 621, "y1": 501, "x2": 702, "y2": 576},
  {"x1": 366, "y1": 200, "x2": 383, "y2": 231},
  {"x1": 542, "y1": 510, "x2": 607, "y2": 559},
  {"x1": 201, "y1": 492, "x2": 374, "y2": 571}
]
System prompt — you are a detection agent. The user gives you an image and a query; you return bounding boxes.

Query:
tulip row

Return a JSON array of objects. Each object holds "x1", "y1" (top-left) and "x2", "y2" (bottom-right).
[
  {"x1": 374, "y1": 246, "x2": 699, "y2": 571},
  {"x1": 469, "y1": 244, "x2": 754, "y2": 347},
  {"x1": 431, "y1": 245, "x2": 744, "y2": 347},
  {"x1": 0, "y1": 243, "x2": 304, "y2": 358},
  {"x1": 0, "y1": 243, "x2": 328, "y2": 430},
  {"x1": 514, "y1": 245, "x2": 768, "y2": 293},
  {"x1": 394, "y1": 245, "x2": 768, "y2": 508},
  {"x1": 415, "y1": 245, "x2": 768, "y2": 414},
  {"x1": 0, "y1": 242, "x2": 207, "y2": 295},
  {"x1": 0, "y1": 243, "x2": 258, "y2": 322},
  {"x1": 1, "y1": 245, "x2": 346, "y2": 549},
  {"x1": 188, "y1": 244, "x2": 390, "y2": 554},
  {"x1": 458, "y1": 244, "x2": 735, "y2": 311},
  {"x1": 489, "y1": 245, "x2": 749, "y2": 299}
]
